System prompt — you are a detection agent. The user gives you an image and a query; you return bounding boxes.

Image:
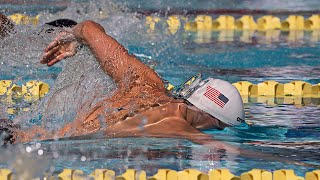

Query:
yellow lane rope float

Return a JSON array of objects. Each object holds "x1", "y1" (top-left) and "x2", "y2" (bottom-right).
[
  {"x1": 144, "y1": 14, "x2": 320, "y2": 43},
  {"x1": 1, "y1": 79, "x2": 318, "y2": 101},
  {"x1": 166, "y1": 75, "x2": 320, "y2": 98},
  {"x1": 145, "y1": 14, "x2": 320, "y2": 32},
  {"x1": 1, "y1": 78, "x2": 317, "y2": 99},
  {"x1": 0, "y1": 80, "x2": 49, "y2": 102},
  {"x1": 0, "y1": 168, "x2": 319, "y2": 180},
  {"x1": 0, "y1": 78, "x2": 317, "y2": 115},
  {"x1": 7, "y1": 13, "x2": 320, "y2": 32},
  {"x1": 232, "y1": 81, "x2": 320, "y2": 98},
  {"x1": 7, "y1": 13, "x2": 39, "y2": 26},
  {"x1": 166, "y1": 76, "x2": 320, "y2": 106},
  {"x1": 6, "y1": 13, "x2": 320, "y2": 43}
]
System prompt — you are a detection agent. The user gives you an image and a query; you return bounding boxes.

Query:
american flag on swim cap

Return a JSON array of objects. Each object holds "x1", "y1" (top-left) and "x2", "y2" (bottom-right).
[{"x1": 203, "y1": 86, "x2": 229, "y2": 108}]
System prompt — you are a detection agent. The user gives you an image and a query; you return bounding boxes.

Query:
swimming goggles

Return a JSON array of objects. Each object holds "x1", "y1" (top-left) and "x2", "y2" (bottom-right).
[{"x1": 170, "y1": 73, "x2": 206, "y2": 99}]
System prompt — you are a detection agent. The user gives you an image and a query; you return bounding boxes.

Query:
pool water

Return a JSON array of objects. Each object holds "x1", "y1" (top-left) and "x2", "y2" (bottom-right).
[{"x1": 0, "y1": 0, "x2": 320, "y2": 177}]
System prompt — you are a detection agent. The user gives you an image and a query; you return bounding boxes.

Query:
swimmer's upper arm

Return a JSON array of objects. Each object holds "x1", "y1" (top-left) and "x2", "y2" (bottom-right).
[
  {"x1": 77, "y1": 20, "x2": 165, "y2": 91},
  {"x1": 104, "y1": 117, "x2": 207, "y2": 140}
]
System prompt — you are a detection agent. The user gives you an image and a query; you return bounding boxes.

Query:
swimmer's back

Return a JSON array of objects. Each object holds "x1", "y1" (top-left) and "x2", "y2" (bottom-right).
[{"x1": 56, "y1": 78, "x2": 181, "y2": 137}]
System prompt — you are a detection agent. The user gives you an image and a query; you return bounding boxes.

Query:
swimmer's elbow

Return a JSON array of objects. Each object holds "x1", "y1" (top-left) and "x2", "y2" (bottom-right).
[
  {"x1": 81, "y1": 20, "x2": 106, "y2": 33},
  {"x1": 73, "y1": 20, "x2": 106, "y2": 41}
]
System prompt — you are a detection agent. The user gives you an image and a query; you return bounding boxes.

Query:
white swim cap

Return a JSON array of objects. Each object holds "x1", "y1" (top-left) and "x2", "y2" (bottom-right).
[{"x1": 186, "y1": 78, "x2": 245, "y2": 126}]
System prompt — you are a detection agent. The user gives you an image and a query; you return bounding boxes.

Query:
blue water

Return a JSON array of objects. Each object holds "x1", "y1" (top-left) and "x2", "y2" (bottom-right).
[
  {"x1": 0, "y1": 0, "x2": 320, "y2": 177},
  {"x1": 2, "y1": 0, "x2": 320, "y2": 15}
]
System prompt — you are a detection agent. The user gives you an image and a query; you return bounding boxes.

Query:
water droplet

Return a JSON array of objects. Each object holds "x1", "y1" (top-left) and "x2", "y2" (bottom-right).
[
  {"x1": 81, "y1": 156, "x2": 86, "y2": 161},
  {"x1": 26, "y1": 146, "x2": 32, "y2": 153},
  {"x1": 17, "y1": 159, "x2": 23, "y2": 165},
  {"x1": 38, "y1": 149, "x2": 44, "y2": 155},
  {"x1": 50, "y1": 166, "x2": 55, "y2": 173},
  {"x1": 53, "y1": 152, "x2": 59, "y2": 158}
]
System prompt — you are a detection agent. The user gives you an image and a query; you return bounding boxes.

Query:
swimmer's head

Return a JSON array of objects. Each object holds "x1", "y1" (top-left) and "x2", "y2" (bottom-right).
[
  {"x1": 0, "y1": 13, "x2": 14, "y2": 38},
  {"x1": 179, "y1": 77, "x2": 245, "y2": 127},
  {"x1": 185, "y1": 104, "x2": 230, "y2": 130}
]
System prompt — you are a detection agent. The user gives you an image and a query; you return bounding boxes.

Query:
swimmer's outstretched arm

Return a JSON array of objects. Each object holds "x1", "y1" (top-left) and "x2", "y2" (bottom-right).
[{"x1": 41, "y1": 20, "x2": 165, "y2": 91}]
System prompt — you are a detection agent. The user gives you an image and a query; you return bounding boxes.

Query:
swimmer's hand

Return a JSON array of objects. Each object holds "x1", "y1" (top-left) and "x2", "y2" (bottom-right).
[{"x1": 41, "y1": 31, "x2": 78, "y2": 66}]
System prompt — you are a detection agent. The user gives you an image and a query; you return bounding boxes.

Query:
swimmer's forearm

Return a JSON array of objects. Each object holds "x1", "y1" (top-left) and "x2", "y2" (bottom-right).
[
  {"x1": 72, "y1": 20, "x2": 165, "y2": 90},
  {"x1": 72, "y1": 20, "x2": 133, "y2": 83}
]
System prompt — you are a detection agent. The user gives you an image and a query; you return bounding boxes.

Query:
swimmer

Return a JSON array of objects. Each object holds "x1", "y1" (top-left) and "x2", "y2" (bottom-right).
[
  {"x1": 1, "y1": 20, "x2": 319, "y2": 169},
  {"x1": 2, "y1": 20, "x2": 246, "y2": 146},
  {"x1": 0, "y1": 13, "x2": 14, "y2": 38}
]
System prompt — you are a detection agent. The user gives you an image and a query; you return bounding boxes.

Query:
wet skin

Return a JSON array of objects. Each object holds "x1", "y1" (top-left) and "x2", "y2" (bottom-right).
[{"x1": 16, "y1": 20, "x2": 229, "y2": 146}]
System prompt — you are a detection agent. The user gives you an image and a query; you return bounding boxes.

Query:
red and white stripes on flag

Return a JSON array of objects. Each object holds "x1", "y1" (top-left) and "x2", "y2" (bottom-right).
[{"x1": 203, "y1": 86, "x2": 229, "y2": 108}]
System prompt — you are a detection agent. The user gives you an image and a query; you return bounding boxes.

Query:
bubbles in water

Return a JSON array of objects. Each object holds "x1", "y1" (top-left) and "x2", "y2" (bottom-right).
[
  {"x1": 80, "y1": 156, "x2": 86, "y2": 161},
  {"x1": 26, "y1": 146, "x2": 32, "y2": 153},
  {"x1": 53, "y1": 152, "x2": 59, "y2": 159},
  {"x1": 38, "y1": 149, "x2": 44, "y2": 156}
]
